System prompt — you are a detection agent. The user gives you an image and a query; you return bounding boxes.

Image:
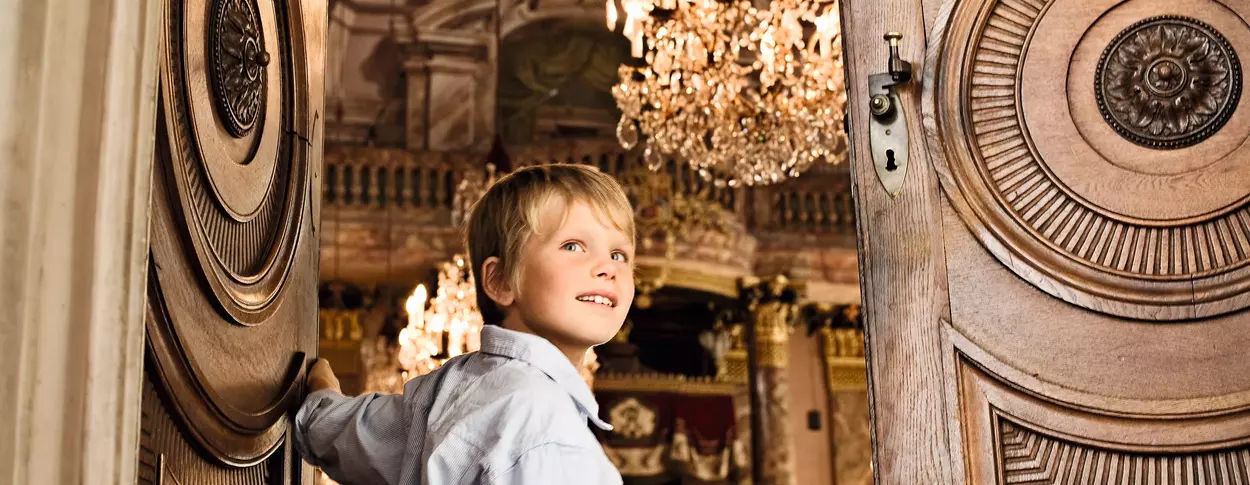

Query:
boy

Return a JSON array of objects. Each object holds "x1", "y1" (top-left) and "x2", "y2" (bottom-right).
[{"x1": 294, "y1": 164, "x2": 634, "y2": 485}]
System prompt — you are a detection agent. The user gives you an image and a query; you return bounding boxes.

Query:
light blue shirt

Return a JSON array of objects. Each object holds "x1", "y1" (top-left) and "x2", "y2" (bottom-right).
[{"x1": 293, "y1": 325, "x2": 622, "y2": 485}]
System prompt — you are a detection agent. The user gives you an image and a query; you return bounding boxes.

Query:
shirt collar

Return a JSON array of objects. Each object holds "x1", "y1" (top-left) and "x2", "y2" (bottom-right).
[{"x1": 479, "y1": 325, "x2": 613, "y2": 431}]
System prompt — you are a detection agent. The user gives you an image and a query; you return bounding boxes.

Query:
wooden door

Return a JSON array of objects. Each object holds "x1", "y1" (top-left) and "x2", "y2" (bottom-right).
[
  {"x1": 843, "y1": 0, "x2": 1250, "y2": 483},
  {"x1": 139, "y1": 0, "x2": 324, "y2": 483}
]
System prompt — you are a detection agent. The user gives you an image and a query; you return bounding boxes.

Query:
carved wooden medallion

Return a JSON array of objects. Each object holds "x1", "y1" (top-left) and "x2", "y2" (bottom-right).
[
  {"x1": 1096, "y1": 16, "x2": 1241, "y2": 149},
  {"x1": 927, "y1": 0, "x2": 1250, "y2": 320},
  {"x1": 142, "y1": 0, "x2": 323, "y2": 480},
  {"x1": 210, "y1": 0, "x2": 269, "y2": 137}
]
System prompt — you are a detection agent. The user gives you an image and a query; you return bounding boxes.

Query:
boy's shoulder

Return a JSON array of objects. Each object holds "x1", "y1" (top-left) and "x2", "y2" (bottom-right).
[
  {"x1": 432, "y1": 354, "x2": 591, "y2": 446},
  {"x1": 446, "y1": 354, "x2": 580, "y2": 415}
]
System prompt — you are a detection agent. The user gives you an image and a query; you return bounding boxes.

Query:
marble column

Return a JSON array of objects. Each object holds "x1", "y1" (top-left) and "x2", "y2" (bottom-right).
[
  {"x1": 810, "y1": 304, "x2": 872, "y2": 485},
  {"x1": 742, "y1": 276, "x2": 800, "y2": 485},
  {"x1": 403, "y1": 32, "x2": 496, "y2": 152}
]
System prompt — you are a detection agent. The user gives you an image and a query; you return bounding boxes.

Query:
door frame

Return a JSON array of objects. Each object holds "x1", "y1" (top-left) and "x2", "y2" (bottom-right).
[
  {"x1": 840, "y1": 0, "x2": 960, "y2": 483},
  {"x1": 0, "y1": 0, "x2": 160, "y2": 483}
]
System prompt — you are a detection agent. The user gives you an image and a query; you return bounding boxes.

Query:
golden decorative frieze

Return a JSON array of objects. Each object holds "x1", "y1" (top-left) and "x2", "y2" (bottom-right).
[
  {"x1": 809, "y1": 304, "x2": 866, "y2": 391},
  {"x1": 319, "y1": 309, "x2": 364, "y2": 345},
  {"x1": 594, "y1": 371, "x2": 745, "y2": 396},
  {"x1": 822, "y1": 327, "x2": 867, "y2": 392}
]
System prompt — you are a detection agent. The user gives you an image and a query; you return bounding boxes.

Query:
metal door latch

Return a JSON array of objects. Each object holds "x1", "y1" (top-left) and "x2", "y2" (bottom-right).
[{"x1": 868, "y1": 32, "x2": 913, "y2": 197}]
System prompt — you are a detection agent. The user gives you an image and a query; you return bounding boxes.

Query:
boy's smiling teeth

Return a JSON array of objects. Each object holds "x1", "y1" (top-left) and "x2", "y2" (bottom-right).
[{"x1": 577, "y1": 295, "x2": 614, "y2": 307}]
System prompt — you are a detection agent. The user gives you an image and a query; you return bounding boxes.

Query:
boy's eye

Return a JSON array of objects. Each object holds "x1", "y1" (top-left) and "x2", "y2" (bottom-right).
[
  {"x1": 561, "y1": 242, "x2": 585, "y2": 252},
  {"x1": 611, "y1": 251, "x2": 629, "y2": 262}
]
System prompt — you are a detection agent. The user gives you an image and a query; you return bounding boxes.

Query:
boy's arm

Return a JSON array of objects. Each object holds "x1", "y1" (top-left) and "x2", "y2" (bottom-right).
[{"x1": 293, "y1": 359, "x2": 408, "y2": 485}]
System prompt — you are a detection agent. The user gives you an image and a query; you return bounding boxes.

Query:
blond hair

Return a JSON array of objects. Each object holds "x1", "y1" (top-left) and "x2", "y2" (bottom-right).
[{"x1": 465, "y1": 163, "x2": 635, "y2": 325}]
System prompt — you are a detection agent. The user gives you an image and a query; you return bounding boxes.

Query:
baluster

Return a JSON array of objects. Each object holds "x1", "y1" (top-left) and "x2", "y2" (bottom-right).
[
  {"x1": 780, "y1": 191, "x2": 793, "y2": 229},
  {"x1": 403, "y1": 166, "x2": 416, "y2": 208},
  {"x1": 815, "y1": 192, "x2": 825, "y2": 232},
  {"x1": 800, "y1": 192, "x2": 813, "y2": 227},
  {"x1": 398, "y1": 166, "x2": 413, "y2": 209},
  {"x1": 774, "y1": 193, "x2": 786, "y2": 229},
  {"x1": 417, "y1": 167, "x2": 433, "y2": 208},
  {"x1": 369, "y1": 165, "x2": 384, "y2": 207},
  {"x1": 788, "y1": 193, "x2": 800, "y2": 228},
  {"x1": 835, "y1": 193, "x2": 845, "y2": 228},
  {"x1": 363, "y1": 165, "x2": 378, "y2": 206},
  {"x1": 378, "y1": 164, "x2": 392, "y2": 208},
  {"x1": 430, "y1": 168, "x2": 444, "y2": 208},
  {"x1": 841, "y1": 193, "x2": 855, "y2": 228},
  {"x1": 832, "y1": 193, "x2": 845, "y2": 228},
  {"x1": 364, "y1": 164, "x2": 377, "y2": 206},
  {"x1": 345, "y1": 164, "x2": 361, "y2": 206}
]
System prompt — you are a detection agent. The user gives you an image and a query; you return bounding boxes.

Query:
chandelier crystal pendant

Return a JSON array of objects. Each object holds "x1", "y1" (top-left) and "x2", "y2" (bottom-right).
[
  {"x1": 398, "y1": 255, "x2": 485, "y2": 378},
  {"x1": 608, "y1": 0, "x2": 849, "y2": 186}
]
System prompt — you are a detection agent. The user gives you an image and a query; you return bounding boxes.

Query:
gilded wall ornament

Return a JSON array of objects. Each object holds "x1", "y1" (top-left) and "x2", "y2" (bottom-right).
[
  {"x1": 210, "y1": 0, "x2": 269, "y2": 138},
  {"x1": 609, "y1": 397, "x2": 657, "y2": 439},
  {"x1": 1096, "y1": 16, "x2": 1240, "y2": 149}
]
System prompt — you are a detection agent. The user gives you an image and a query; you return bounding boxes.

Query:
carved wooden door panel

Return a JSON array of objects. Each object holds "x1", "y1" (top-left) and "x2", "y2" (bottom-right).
[
  {"x1": 844, "y1": 0, "x2": 1250, "y2": 483},
  {"x1": 139, "y1": 0, "x2": 323, "y2": 484}
]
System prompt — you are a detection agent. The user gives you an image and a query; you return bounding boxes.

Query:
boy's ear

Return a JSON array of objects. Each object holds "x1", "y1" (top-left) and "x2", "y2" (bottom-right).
[{"x1": 480, "y1": 257, "x2": 515, "y2": 307}]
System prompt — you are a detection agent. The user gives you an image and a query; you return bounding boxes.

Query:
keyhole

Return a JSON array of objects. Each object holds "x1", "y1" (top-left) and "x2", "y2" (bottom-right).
[{"x1": 885, "y1": 149, "x2": 898, "y2": 171}]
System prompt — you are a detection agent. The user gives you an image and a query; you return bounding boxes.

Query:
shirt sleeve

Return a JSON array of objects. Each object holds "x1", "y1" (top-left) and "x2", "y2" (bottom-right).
[
  {"x1": 292, "y1": 388, "x2": 408, "y2": 485},
  {"x1": 483, "y1": 442, "x2": 622, "y2": 485}
]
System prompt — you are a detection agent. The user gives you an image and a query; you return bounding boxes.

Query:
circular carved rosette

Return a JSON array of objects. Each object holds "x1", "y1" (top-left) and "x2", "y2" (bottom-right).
[
  {"x1": 928, "y1": 0, "x2": 1250, "y2": 320},
  {"x1": 209, "y1": 0, "x2": 270, "y2": 137},
  {"x1": 148, "y1": 0, "x2": 319, "y2": 467},
  {"x1": 1096, "y1": 16, "x2": 1241, "y2": 149}
]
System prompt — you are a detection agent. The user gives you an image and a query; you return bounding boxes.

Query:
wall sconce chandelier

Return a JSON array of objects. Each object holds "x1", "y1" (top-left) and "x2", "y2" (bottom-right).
[{"x1": 607, "y1": 0, "x2": 849, "y2": 186}]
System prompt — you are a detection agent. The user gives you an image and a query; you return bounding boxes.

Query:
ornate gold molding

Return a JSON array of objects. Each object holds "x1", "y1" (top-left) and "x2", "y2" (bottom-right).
[
  {"x1": 812, "y1": 306, "x2": 866, "y2": 391},
  {"x1": 594, "y1": 371, "x2": 745, "y2": 396},
  {"x1": 823, "y1": 356, "x2": 867, "y2": 391},
  {"x1": 754, "y1": 302, "x2": 793, "y2": 369},
  {"x1": 635, "y1": 258, "x2": 745, "y2": 300},
  {"x1": 741, "y1": 275, "x2": 800, "y2": 369},
  {"x1": 722, "y1": 348, "x2": 749, "y2": 384},
  {"x1": 318, "y1": 309, "x2": 364, "y2": 345}
]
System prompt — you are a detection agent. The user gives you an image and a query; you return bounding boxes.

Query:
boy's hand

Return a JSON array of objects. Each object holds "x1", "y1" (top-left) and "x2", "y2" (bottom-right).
[{"x1": 307, "y1": 358, "x2": 342, "y2": 394}]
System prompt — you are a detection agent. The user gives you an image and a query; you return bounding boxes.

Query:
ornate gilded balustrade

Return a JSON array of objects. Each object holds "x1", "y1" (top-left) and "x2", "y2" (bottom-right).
[{"x1": 322, "y1": 147, "x2": 462, "y2": 214}]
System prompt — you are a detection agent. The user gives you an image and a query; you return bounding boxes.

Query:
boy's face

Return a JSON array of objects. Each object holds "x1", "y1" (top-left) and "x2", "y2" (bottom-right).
[{"x1": 508, "y1": 198, "x2": 635, "y2": 354}]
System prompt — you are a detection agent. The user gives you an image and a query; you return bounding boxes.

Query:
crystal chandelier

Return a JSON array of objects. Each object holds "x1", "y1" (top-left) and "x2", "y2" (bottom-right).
[
  {"x1": 607, "y1": 0, "x2": 848, "y2": 186},
  {"x1": 397, "y1": 255, "x2": 485, "y2": 378}
]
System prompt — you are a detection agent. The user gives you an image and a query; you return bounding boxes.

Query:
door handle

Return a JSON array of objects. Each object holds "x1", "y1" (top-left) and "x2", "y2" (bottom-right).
[{"x1": 868, "y1": 32, "x2": 913, "y2": 197}]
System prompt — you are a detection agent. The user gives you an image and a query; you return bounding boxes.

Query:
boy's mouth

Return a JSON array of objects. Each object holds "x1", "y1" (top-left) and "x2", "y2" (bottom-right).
[{"x1": 576, "y1": 292, "x2": 617, "y2": 308}]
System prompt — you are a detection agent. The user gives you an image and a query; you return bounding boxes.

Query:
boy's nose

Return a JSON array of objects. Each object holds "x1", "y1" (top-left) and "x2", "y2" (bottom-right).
[{"x1": 592, "y1": 257, "x2": 617, "y2": 280}]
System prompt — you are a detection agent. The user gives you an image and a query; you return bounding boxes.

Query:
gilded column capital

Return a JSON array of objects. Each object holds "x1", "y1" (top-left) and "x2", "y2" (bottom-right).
[
  {"x1": 801, "y1": 302, "x2": 868, "y2": 392},
  {"x1": 739, "y1": 275, "x2": 800, "y2": 369}
]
